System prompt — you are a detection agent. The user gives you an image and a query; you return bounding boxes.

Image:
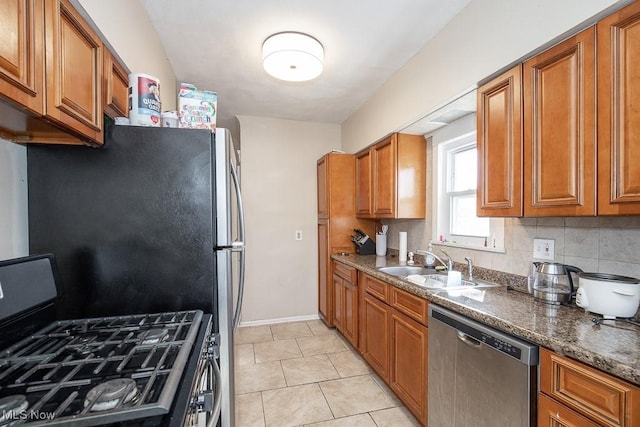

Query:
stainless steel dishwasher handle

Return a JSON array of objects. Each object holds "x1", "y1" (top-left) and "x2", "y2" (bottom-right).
[{"x1": 456, "y1": 331, "x2": 481, "y2": 349}]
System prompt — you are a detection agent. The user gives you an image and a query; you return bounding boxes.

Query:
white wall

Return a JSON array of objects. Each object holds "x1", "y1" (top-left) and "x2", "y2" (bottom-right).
[
  {"x1": 77, "y1": 0, "x2": 177, "y2": 110},
  {"x1": 238, "y1": 116, "x2": 340, "y2": 323},
  {"x1": 0, "y1": 139, "x2": 28, "y2": 260},
  {"x1": 341, "y1": 0, "x2": 624, "y2": 152}
]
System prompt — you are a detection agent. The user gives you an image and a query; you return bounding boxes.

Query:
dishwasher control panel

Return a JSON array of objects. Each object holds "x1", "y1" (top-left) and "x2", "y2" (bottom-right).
[{"x1": 478, "y1": 332, "x2": 521, "y2": 359}]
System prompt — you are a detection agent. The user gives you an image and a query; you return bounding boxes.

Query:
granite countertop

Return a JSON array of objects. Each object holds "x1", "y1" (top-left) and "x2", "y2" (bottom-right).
[{"x1": 332, "y1": 253, "x2": 640, "y2": 386}]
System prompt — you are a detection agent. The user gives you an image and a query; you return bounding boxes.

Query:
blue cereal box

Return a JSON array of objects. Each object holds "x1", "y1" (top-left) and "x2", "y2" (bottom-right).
[{"x1": 178, "y1": 83, "x2": 217, "y2": 132}]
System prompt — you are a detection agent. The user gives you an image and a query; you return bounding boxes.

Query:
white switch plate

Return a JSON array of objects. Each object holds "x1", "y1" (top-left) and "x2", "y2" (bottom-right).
[
  {"x1": 295, "y1": 230, "x2": 303, "y2": 241},
  {"x1": 533, "y1": 238, "x2": 554, "y2": 260}
]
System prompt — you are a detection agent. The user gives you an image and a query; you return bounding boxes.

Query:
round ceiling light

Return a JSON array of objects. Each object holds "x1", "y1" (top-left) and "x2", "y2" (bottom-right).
[{"x1": 262, "y1": 32, "x2": 324, "y2": 82}]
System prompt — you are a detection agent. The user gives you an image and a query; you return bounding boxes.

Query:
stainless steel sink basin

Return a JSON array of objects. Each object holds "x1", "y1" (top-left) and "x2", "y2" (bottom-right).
[
  {"x1": 409, "y1": 274, "x2": 500, "y2": 290},
  {"x1": 377, "y1": 266, "x2": 432, "y2": 277},
  {"x1": 377, "y1": 266, "x2": 500, "y2": 290}
]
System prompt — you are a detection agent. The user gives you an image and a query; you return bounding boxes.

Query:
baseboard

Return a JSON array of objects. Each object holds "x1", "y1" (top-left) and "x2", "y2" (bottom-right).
[{"x1": 238, "y1": 314, "x2": 320, "y2": 328}]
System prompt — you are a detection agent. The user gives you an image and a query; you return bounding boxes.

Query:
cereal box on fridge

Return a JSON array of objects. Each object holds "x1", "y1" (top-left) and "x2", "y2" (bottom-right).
[{"x1": 178, "y1": 83, "x2": 217, "y2": 132}]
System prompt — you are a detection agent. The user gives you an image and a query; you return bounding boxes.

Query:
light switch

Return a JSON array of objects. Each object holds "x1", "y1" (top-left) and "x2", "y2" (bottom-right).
[{"x1": 295, "y1": 230, "x2": 303, "y2": 241}]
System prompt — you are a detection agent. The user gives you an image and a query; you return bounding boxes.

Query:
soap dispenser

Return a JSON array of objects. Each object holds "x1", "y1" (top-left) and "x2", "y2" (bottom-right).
[{"x1": 425, "y1": 243, "x2": 436, "y2": 268}]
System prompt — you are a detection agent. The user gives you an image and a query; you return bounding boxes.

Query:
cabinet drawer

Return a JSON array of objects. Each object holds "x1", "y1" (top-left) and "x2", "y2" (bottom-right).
[
  {"x1": 360, "y1": 273, "x2": 388, "y2": 302},
  {"x1": 540, "y1": 348, "x2": 640, "y2": 426},
  {"x1": 333, "y1": 261, "x2": 357, "y2": 283},
  {"x1": 538, "y1": 393, "x2": 600, "y2": 427},
  {"x1": 389, "y1": 287, "x2": 428, "y2": 326}
]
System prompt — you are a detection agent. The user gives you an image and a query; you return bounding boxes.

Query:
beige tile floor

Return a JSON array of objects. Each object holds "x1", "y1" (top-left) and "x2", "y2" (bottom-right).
[{"x1": 234, "y1": 319, "x2": 421, "y2": 427}]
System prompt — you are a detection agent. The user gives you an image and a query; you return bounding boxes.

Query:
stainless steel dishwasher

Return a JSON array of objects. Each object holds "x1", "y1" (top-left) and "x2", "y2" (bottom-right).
[{"x1": 428, "y1": 305, "x2": 539, "y2": 426}]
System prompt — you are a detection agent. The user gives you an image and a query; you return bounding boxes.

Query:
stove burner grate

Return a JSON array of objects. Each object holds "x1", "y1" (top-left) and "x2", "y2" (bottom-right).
[
  {"x1": 84, "y1": 378, "x2": 139, "y2": 412},
  {"x1": 137, "y1": 328, "x2": 170, "y2": 345}
]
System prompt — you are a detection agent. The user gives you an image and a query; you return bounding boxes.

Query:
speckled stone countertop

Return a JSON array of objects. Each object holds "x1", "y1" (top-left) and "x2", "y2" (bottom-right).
[{"x1": 332, "y1": 253, "x2": 640, "y2": 386}]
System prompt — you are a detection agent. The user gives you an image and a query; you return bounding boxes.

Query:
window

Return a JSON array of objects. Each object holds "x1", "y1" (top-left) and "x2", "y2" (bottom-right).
[
  {"x1": 447, "y1": 143, "x2": 489, "y2": 237},
  {"x1": 433, "y1": 119, "x2": 504, "y2": 250}
]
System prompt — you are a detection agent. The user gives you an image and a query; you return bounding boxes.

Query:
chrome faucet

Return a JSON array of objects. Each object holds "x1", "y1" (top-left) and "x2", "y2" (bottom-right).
[
  {"x1": 441, "y1": 250, "x2": 454, "y2": 271},
  {"x1": 416, "y1": 249, "x2": 454, "y2": 271},
  {"x1": 465, "y1": 256, "x2": 473, "y2": 280}
]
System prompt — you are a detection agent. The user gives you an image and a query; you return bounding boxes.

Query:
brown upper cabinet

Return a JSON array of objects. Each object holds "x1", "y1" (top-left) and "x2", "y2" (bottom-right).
[
  {"x1": 356, "y1": 133, "x2": 426, "y2": 219},
  {"x1": 477, "y1": 26, "x2": 597, "y2": 217},
  {"x1": 103, "y1": 49, "x2": 129, "y2": 119},
  {"x1": 0, "y1": 0, "x2": 128, "y2": 146},
  {"x1": 597, "y1": 1, "x2": 640, "y2": 215},
  {"x1": 0, "y1": 0, "x2": 45, "y2": 116},
  {"x1": 523, "y1": 26, "x2": 596, "y2": 217},
  {"x1": 45, "y1": 0, "x2": 104, "y2": 144},
  {"x1": 477, "y1": 65, "x2": 523, "y2": 217}
]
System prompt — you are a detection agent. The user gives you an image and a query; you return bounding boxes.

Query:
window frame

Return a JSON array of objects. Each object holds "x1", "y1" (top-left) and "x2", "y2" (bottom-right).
[{"x1": 433, "y1": 128, "x2": 504, "y2": 251}]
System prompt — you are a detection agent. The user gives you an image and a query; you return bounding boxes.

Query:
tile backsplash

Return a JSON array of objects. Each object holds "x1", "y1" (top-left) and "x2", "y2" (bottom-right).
[{"x1": 385, "y1": 216, "x2": 640, "y2": 279}]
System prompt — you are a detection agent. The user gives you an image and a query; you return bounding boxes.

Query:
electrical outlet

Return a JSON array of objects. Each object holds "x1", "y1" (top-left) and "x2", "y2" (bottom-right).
[
  {"x1": 533, "y1": 238, "x2": 554, "y2": 260},
  {"x1": 295, "y1": 230, "x2": 303, "y2": 241}
]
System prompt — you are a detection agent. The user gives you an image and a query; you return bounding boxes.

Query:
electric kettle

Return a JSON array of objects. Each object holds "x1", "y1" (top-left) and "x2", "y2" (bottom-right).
[{"x1": 532, "y1": 262, "x2": 583, "y2": 304}]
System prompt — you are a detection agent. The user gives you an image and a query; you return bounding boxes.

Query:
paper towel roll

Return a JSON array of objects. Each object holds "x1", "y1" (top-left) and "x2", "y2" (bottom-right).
[{"x1": 399, "y1": 232, "x2": 407, "y2": 262}]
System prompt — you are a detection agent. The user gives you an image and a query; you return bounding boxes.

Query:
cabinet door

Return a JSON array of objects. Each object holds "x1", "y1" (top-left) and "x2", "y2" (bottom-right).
[
  {"x1": 103, "y1": 49, "x2": 129, "y2": 119},
  {"x1": 318, "y1": 222, "x2": 332, "y2": 326},
  {"x1": 523, "y1": 26, "x2": 596, "y2": 216},
  {"x1": 333, "y1": 274, "x2": 343, "y2": 330},
  {"x1": 355, "y1": 149, "x2": 372, "y2": 217},
  {"x1": 372, "y1": 136, "x2": 397, "y2": 217},
  {"x1": 597, "y1": 1, "x2": 640, "y2": 215},
  {"x1": 360, "y1": 293, "x2": 390, "y2": 382},
  {"x1": 317, "y1": 156, "x2": 328, "y2": 218},
  {"x1": 45, "y1": 0, "x2": 103, "y2": 144},
  {"x1": 477, "y1": 65, "x2": 523, "y2": 217},
  {"x1": 390, "y1": 309, "x2": 428, "y2": 424},
  {"x1": 342, "y1": 280, "x2": 358, "y2": 348},
  {"x1": 538, "y1": 394, "x2": 600, "y2": 427},
  {"x1": 0, "y1": 0, "x2": 44, "y2": 114}
]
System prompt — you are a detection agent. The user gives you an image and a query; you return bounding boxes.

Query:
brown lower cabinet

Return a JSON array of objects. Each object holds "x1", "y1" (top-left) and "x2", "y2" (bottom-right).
[
  {"x1": 389, "y1": 308, "x2": 428, "y2": 423},
  {"x1": 332, "y1": 261, "x2": 359, "y2": 348},
  {"x1": 357, "y1": 270, "x2": 428, "y2": 425},
  {"x1": 360, "y1": 293, "x2": 390, "y2": 381},
  {"x1": 539, "y1": 348, "x2": 640, "y2": 427},
  {"x1": 538, "y1": 394, "x2": 600, "y2": 427}
]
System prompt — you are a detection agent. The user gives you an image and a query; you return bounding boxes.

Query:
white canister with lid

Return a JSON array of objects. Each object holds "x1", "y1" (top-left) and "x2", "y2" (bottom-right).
[{"x1": 161, "y1": 111, "x2": 179, "y2": 127}]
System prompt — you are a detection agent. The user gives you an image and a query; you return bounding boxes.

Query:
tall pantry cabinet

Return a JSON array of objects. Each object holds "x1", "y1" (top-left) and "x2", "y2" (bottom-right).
[{"x1": 317, "y1": 153, "x2": 375, "y2": 327}]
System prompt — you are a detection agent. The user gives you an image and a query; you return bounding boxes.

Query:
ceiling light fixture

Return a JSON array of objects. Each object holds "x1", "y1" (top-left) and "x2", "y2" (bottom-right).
[{"x1": 262, "y1": 32, "x2": 324, "y2": 82}]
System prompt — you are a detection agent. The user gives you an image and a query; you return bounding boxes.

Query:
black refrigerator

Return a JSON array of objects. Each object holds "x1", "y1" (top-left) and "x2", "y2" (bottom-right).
[{"x1": 27, "y1": 125, "x2": 245, "y2": 427}]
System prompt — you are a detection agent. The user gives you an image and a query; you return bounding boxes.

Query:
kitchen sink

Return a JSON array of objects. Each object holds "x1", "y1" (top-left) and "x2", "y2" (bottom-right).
[
  {"x1": 377, "y1": 266, "x2": 432, "y2": 277},
  {"x1": 408, "y1": 274, "x2": 500, "y2": 290},
  {"x1": 377, "y1": 266, "x2": 499, "y2": 290}
]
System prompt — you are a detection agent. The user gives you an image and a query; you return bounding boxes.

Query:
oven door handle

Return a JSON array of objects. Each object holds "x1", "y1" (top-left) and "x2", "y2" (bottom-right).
[{"x1": 206, "y1": 357, "x2": 222, "y2": 427}]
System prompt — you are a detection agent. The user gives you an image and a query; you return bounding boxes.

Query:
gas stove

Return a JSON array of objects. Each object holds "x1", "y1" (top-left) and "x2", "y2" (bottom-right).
[
  {"x1": 0, "y1": 252, "x2": 225, "y2": 427},
  {"x1": 0, "y1": 310, "x2": 215, "y2": 426}
]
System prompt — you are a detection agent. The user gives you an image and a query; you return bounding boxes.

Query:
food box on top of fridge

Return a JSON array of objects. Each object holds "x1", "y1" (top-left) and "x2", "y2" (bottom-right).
[{"x1": 178, "y1": 83, "x2": 217, "y2": 132}]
